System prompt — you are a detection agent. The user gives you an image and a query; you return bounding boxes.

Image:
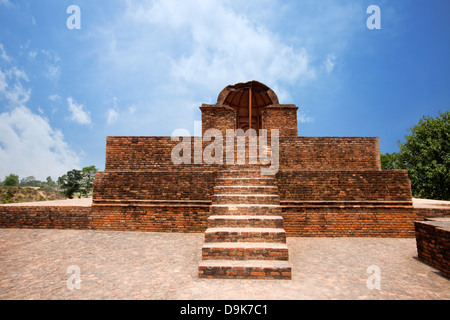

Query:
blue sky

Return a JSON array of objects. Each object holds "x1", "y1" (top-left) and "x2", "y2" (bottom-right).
[{"x1": 0, "y1": 0, "x2": 449, "y2": 180}]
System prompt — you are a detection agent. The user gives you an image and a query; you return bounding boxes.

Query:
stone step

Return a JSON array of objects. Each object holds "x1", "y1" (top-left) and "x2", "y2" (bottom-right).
[
  {"x1": 214, "y1": 185, "x2": 279, "y2": 195},
  {"x1": 202, "y1": 242, "x2": 289, "y2": 261},
  {"x1": 207, "y1": 215, "x2": 284, "y2": 228},
  {"x1": 198, "y1": 260, "x2": 292, "y2": 280},
  {"x1": 212, "y1": 194, "x2": 280, "y2": 205},
  {"x1": 204, "y1": 227, "x2": 286, "y2": 243},
  {"x1": 215, "y1": 177, "x2": 276, "y2": 187},
  {"x1": 210, "y1": 204, "x2": 282, "y2": 215}
]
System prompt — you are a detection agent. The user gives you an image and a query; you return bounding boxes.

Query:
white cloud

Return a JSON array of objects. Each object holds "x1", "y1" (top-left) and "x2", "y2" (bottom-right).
[
  {"x1": 0, "y1": 43, "x2": 11, "y2": 62},
  {"x1": 46, "y1": 65, "x2": 61, "y2": 80},
  {"x1": 7, "y1": 66, "x2": 29, "y2": 82},
  {"x1": 106, "y1": 108, "x2": 119, "y2": 125},
  {"x1": 41, "y1": 49, "x2": 61, "y2": 81},
  {"x1": 67, "y1": 97, "x2": 91, "y2": 125},
  {"x1": 0, "y1": 68, "x2": 6, "y2": 92},
  {"x1": 0, "y1": 106, "x2": 80, "y2": 180},
  {"x1": 48, "y1": 94, "x2": 61, "y2": 102},
  {"x1": 0, "y1": 0, "x2": 12, "y2": 8},
  {"x1": 124, "y1": 0, "x2": 316, "y2": 91},
  {"x1": 84, "y1": 0, "x2": 326, "y2": 134},
  {"x1": 0, "y1": 66, "x2": 31, "y2": 106},
  {"x1": 4, "y1": 82, "x2": 31, "y2": 106},
  {"x1": 106, "y1": 97, "x2": 138, "y2": 125},
  {"x1": 324, "y1": 54, "x2": 336, "y2": 74},
  {"x1": 298, "y1": 112, "x2": 314, "y2": 123},
  {"x1": 28, "y1": 51, "x2": 37, "y2": 60},
  {"x1": 0, "y1": 43, "x2": 80, "y2": 180},
  {"x1": 127, "y1": 105, "x2": 136, "y2": 115},
  {"x1": 85, "y1": 0, "x2": 365, "y2": 134}
]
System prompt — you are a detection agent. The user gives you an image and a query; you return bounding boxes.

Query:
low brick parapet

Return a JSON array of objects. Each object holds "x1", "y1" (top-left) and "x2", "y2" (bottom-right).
[
  {"x1": 2, "y1": 199, "x2": 449, "y2": 237},
  {"x1": 0, "y1": 205, "x2": 91, "y2": 230},
  {"x1": 415, "y1": 218, "x2": 450, "y2": 278}
]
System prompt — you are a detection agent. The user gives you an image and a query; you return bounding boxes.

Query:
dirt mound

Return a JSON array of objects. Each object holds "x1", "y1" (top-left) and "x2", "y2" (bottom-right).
[{"x1": 0, "y1": 186, "x2": 67, "y2": 204}]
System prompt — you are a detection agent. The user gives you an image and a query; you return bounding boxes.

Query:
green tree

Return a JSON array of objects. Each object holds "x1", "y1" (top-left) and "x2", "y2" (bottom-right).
[
  {"x1": 20, "y1": 176, "x2": 42, "y2": 187},
  {"x1": 44, "y1": 176, "x2": 57, "y2": 189},
  {"x1": 380, "y1": 152, "x2": 398, "y2": 170},
  {"x1": 59, "y1": 169, "x2": 83, "y2": 199},
  {"x1": 3, "y1": 174, "x2": 19, "y2": 186},
  {"x1": 382, "y1": 111, "x2": 449, "y2": 200},
  {"x1": 80, "y1": 165, "x2": 98, "y2": 196}
]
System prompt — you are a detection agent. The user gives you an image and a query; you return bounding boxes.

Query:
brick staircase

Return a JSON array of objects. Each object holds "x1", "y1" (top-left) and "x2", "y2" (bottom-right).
[{"x1": 198, "y1": 167, "x2": 292, "y2": 280}]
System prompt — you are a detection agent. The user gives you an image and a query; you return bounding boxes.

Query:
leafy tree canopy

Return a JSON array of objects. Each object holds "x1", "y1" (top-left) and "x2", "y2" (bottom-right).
[
  {"x1": 3, "y1": 174, "x2": 19, "y2": 186},
  {"x1": 381, "y1": 111, "x2": 449, "y2": 200},
  {"x1": 58, "y1": 166, "x2": 98, "y2": 199}
]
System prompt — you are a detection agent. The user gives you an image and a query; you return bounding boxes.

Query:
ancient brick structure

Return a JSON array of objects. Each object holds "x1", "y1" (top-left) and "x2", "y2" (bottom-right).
[
  {"x1": 90, "y1": 80, "x2": 418, "y2": 279},
  {"x1": 3, "y1": 80, "x2": 447, "y2": 279}
]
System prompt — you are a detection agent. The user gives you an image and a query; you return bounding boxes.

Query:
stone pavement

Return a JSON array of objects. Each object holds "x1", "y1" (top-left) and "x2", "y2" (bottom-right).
[
  {"x1": 412, "y1": 198, "x2": 450, "y2": 209},
  {"x1": 1, "y1": 197, "x2": 92, "y2": 207},
  {"x1": 0, "y1": 228, "x2": 448, "y2": 300}
]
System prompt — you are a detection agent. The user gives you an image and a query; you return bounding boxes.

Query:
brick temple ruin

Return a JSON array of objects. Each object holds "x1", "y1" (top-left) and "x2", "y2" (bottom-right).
[
  {"x1": 90, "y1": 80, "x2": 416, "y2": 279},
  {"x1": 1, "y1": 80, "x2": 448, "y2": 279}
]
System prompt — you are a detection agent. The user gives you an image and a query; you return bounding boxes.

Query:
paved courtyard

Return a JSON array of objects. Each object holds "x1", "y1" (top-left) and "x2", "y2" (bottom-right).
[{"x1": 0, "y1": 228, "x2": 448, "y2": 300}]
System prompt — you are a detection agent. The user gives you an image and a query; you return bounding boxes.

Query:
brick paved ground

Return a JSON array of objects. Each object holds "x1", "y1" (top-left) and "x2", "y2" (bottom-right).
[
  {"x1": 0, "y1": 228, "x2": 448, "y2": 300},
  {"x1": 3, "y1": 197, "x2": 450, "y2": 208}
]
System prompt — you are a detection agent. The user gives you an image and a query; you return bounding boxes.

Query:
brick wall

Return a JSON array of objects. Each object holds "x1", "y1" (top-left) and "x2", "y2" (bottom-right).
[
  {"x1": 91, "y1": 166, "x2": 216, "y2": 233},
  {"x1": 2, "y1": 203, "x2": 449, "y2": 237},
  {"x1": 414, "y1": 208, "x2": 450, "y2": 219},
  {"x1": 89, "y1": 204, "x2": 210, "y2": 233},
  {"x1": 200, "y1": 104, "x2": 236, "y2": 136},
  {"x1": 104, "y1": 136, "x2": 381, "y2": 171},
  {"x1": 93, "y1": 171, "x2": 216, "y2": 201},
  {"x1": 104, "y1": 137, "x2": 230, "y2": 170},
  {"x1": 92, "y1": 169, "x2": 414, "y2": 234},
  {"x1": 282, "y1": 206, "x2": 417, "y2": 237},
  {"x1": 277, "y1": 170, "x2": 412, "y2": 202},
  {"x1": 0, "y1": 204, "x2": 209, "y2": 233},
  {"x1": 415, "y1": 219, "x2": 450, "y2": 278},
  {"x1": 105, "y1": 136, "x2": 190, "y2": 171},
  {"x1": 0, "y1": 206, "x2": 90, "y2": 230},
  {"x1": 261, "y1": 105, "x2": 298, "y2": 137},
  {"x1": 279, "y1": 137, "x2": 381, "y2": 170}
]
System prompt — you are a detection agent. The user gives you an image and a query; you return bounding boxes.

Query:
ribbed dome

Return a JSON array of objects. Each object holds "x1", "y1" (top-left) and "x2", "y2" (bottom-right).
[{"x1": 217, "y1": 81, "x2": 279, "y2": 132}]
